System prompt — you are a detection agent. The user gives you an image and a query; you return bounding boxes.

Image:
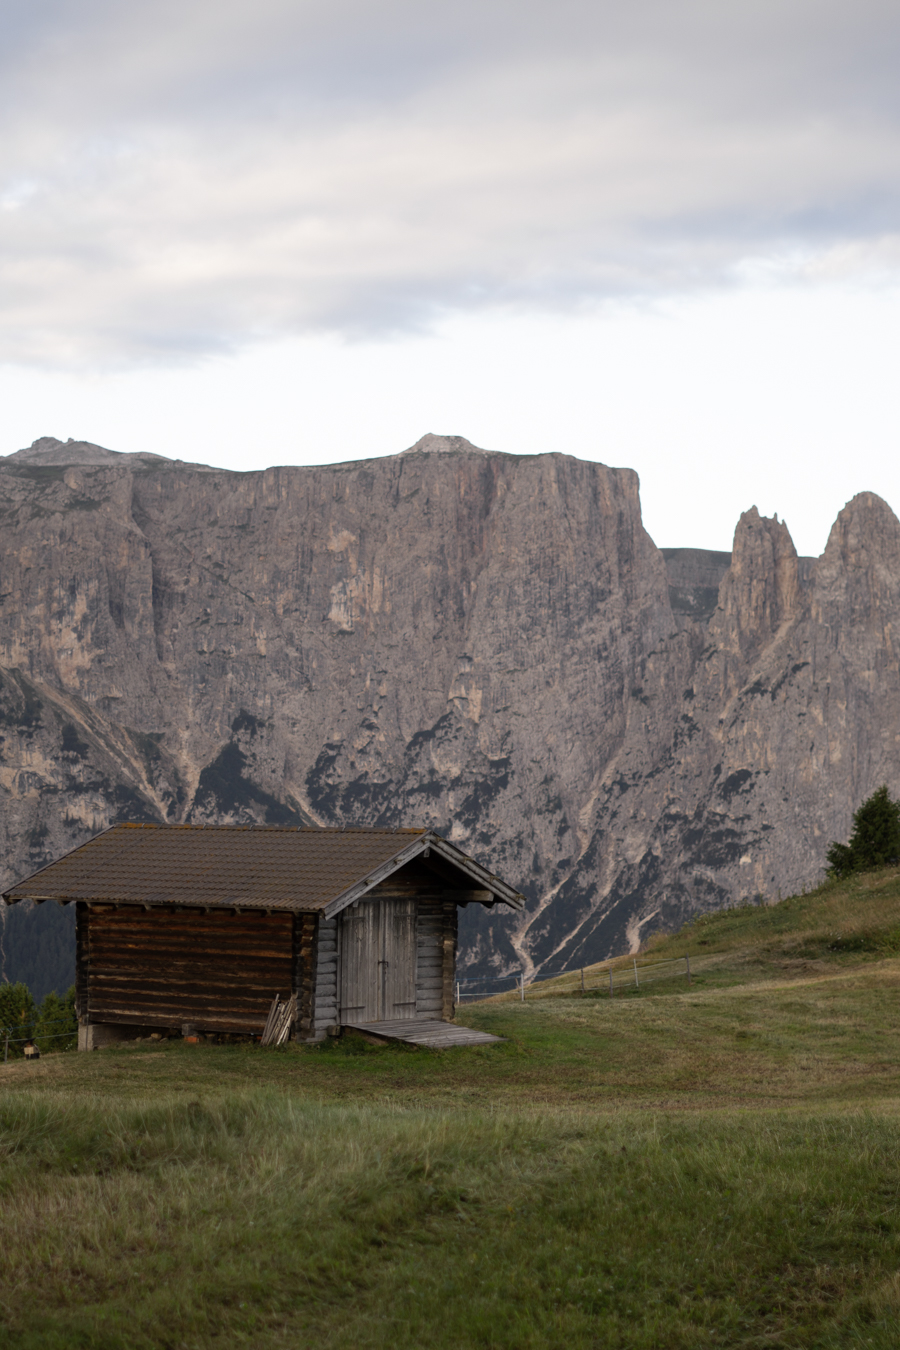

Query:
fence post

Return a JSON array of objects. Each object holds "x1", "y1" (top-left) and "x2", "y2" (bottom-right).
[
  {"x1": 580, "y1": 968, "x2": 584, "y2": 992},
  {"x1": 609, "y1": 969, "x2": 613, "y2": 997},
  {"x1": 686, "y1": 954, "x2": 691, "y2": 986},
  {"x1": 3, "y1": 1033, "x2": 7, "y2": 1063},
  {"x1": 633, "y1": 958, "x2": 639, "y2": 988},
  {"x1": 456, "y1": 980, "x2": 460, "y2": 1006},
  {"x1": 520, "y1": 971, "x2": 525, "y2": 1002}
]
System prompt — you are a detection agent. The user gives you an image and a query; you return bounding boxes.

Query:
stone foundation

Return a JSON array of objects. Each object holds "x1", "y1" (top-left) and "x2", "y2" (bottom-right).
[{"x1": 78, "y1": 1022, "x2": 154, "y2": 1051}]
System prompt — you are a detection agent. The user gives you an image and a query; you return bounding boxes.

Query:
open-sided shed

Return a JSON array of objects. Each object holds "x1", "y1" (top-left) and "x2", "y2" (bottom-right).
[{"x1": 2, "y1": 824, "x2": 525, "y2": 1047}]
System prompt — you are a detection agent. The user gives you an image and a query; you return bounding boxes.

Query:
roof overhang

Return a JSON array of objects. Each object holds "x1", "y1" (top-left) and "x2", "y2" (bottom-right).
[
  {"x1": 2, "y1": 825, "x2": 119, "y2": 906},
  {"x1": 323, "y1": 831, "x2": 526, "y2": 920},
  {"x1": 1, "y1": 826, "x2": 527, "y2": 916}
]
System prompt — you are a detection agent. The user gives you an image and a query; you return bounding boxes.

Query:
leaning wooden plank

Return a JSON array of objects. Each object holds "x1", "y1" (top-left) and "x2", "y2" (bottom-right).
[
  {"x1": 274, "y1": 996, "x2": 297, "y2": 1046},
  {"x1": 274, "y1": 997, "x2": 290, "y2": 1041},
  {"x1": 274, "y1": 1000, "x2": 291, "y2": 1041},
  {"x1": 260, "y1": 995, "x2": 280, "y2": 1045}
]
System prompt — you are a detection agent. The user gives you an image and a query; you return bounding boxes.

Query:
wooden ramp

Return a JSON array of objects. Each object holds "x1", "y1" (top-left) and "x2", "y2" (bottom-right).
[{"x1": 344, "y1": 1018, "x2": 505, "y2": 1048}]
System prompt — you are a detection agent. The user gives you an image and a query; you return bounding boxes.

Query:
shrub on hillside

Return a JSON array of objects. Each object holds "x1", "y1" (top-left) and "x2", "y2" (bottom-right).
[{"x1": 827, "y1": 784, "x2": 900, "y2": 878}]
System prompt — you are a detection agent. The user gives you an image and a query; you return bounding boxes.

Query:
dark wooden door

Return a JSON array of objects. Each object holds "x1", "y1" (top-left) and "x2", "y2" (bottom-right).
[{"x1": 339, "y1": 898, "x2": 417, "y2": 1022}]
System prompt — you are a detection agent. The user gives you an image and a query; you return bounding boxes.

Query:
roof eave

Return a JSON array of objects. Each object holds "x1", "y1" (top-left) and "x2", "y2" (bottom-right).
[
  {"x1": 3, "y1": 894, "x2": 312, "y2": 912},
  {"x1": 425, "y1": 834, "x2": 525, "y2": 910},
  {"x1": 2, "y1": 893, "x2": 72, "y2": 907},
  {"x1": 323, "y1": 831, "x2": 526, "y2": 919},
  {"x1": 1, "y1": 824, "x2": 121, "y2": 904}
]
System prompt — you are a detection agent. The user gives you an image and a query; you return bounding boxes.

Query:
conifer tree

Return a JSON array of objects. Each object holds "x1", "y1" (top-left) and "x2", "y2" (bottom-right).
[
  {"x1": 826, "y1": 784, "x2": 900, "y2": 878},
  {"x1": 34, "y1": 986, "x2": 78, "y2": 1054},
  {"x1": 0, "y1": 982, "x2": 78, "y2": 1057},
  {"x1": 0, "y1": 982, "x2": 37, "y2": 1058}
]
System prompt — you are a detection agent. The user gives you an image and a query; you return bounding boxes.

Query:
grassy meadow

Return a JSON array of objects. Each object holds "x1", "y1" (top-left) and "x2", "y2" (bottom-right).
[{"x1": 3, "y1": 872, "x2": 900, "y2": 1347}]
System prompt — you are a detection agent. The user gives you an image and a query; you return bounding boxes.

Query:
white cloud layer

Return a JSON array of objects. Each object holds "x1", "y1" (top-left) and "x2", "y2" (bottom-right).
[{"x1": 4, "y1": 0, "x2": 900, "y2": 365}]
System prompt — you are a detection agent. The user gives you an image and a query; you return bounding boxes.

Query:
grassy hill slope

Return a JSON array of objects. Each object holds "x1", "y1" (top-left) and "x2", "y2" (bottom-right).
[
  {"x1": 650, "y1": 864, "x2": 900, "y2": 967},
  {"x1": 3, "y1": 872, "x2": 900, "y2": 1348}
]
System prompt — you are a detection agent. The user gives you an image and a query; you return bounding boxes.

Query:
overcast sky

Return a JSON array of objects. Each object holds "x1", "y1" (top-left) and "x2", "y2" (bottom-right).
[{"x1": 3, "y1": 0, "x2": 900, "y2": 554}]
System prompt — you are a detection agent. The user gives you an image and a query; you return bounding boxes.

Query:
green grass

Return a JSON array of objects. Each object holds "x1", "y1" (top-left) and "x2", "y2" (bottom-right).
[
  {"x1": 4, "y1": 872, "x2": 900, "y2": 1347},
  {"x1": 650, "y1": 865, "x2": 900, "y2": 964}
]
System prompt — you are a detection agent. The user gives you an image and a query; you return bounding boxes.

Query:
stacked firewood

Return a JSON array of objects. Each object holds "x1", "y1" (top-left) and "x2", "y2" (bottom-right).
[{"x1": 260, "y1": 994, "x2": 297, "y2": 1046}]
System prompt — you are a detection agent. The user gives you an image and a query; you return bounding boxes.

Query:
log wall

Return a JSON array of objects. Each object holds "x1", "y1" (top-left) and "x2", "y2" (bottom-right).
[
  {"x1": 75, "y1": 901, "x2": 89, "y2": 1020},
  {"x1": 82, "y1": 905, "x2": 294, "y2": 1034},
  {"x1": 416, "y1": 896, "x2": 446, "y2": 1018},
  {"x1": 311, "y1": 915, "x2": 339, "y2": 1037},
  {"x1": 296, "y1": 912, "x2": 317, "y2": 1034},
  {"x1": 441, "y1": 897, "x2": 458, "y2": 1021}
]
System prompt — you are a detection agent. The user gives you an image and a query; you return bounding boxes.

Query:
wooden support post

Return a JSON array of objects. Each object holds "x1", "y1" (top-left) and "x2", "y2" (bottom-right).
[
  {"x1": 686, "y1": 954, "x2": 691, "y2": 985},
  {"x1": 580, "y1": 968, "x2": 584, "y2": 992},
  {"x1": 456, "y1": 980, "x2": 460, "y2": 1006},
  {"x1": 3, "y1": 1033, "x2": 7, "y2": 1063},
  {"x1": 633, "y1": 958, "x2": 639, "y2": 988},
  {"x1": 520, "y1": 971, "x2": 525, "y2": 1002}
]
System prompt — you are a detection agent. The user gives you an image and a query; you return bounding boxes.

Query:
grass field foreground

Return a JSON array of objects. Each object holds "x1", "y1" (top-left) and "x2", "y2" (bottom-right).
[{"x1": 2, "y1": 870, "x2": 900, "y2": 1347}]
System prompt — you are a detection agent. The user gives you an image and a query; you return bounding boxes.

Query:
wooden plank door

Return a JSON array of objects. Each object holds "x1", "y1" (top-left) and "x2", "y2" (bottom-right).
[
  {"x1": 339, "y1": 897, "x2": 417, "y2": 1022},
  {"x1": 338, "y1": 904, "x2": 376, "y2": 1022},
  {"x1": 381, "y1": 897, "x2": 416, "y2": 1020}
]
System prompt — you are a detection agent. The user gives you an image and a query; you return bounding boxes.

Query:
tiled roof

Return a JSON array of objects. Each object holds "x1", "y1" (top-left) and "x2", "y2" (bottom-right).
[{"x1": 2, "y1": 824, "x2": 430, "y2": 912}]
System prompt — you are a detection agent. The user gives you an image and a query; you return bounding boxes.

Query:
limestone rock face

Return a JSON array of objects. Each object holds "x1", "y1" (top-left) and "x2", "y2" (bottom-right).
[
  {"x1": 1, "y1": 435, "x2": 899, "y2": 982},
  {"x1": 662, "y1": 547, "x2": 731, "y2": 630}
]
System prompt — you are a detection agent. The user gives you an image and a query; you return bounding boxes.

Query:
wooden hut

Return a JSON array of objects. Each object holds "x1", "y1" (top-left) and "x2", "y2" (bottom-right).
[{"x1": 2, "y1": 824, "x2": 525, "y2": 1048}]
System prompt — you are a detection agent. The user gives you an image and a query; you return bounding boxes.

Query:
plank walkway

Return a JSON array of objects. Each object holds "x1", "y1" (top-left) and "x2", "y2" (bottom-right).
[{"x1": 344, "y1": 1017, "x2": 505, "y2": 1048}]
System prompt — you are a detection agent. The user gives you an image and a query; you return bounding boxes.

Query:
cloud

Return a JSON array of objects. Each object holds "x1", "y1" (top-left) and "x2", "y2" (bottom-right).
[{"x1": 3, "y1": 0, "x2": 900, "y2": 366}]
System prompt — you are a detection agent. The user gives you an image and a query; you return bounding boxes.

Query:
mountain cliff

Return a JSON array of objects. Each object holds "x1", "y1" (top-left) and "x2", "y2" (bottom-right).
[{"x1": 1, "y1": 433, "x2": 898, "y2": 992}]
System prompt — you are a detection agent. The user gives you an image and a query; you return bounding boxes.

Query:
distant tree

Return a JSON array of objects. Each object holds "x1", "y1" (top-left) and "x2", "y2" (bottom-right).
[
  {"x1": 0, "y1": 981, "x2": 37, "y2": 1058},
  {"x1": 0, "y1": 982, "x2": 77, "y2": 1057},
  {"x1": 827, "y1": 785, "x2": 900, "y2": 878},
  {"x1": 34, "y1": 986, "x2": 77, "y2": 1054}
]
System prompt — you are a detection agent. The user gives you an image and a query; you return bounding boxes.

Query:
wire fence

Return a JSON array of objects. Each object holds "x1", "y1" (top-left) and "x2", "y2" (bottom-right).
[
  {"x1": 0, "y1": 1014, "x2": 78, "y2": 1061},
  {"x1": 1, "y1": 960, "x2": 697, "y2": 1054},
  {"x1": 455, "y1": 954, "x2": 694, "y2": 1004}
]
